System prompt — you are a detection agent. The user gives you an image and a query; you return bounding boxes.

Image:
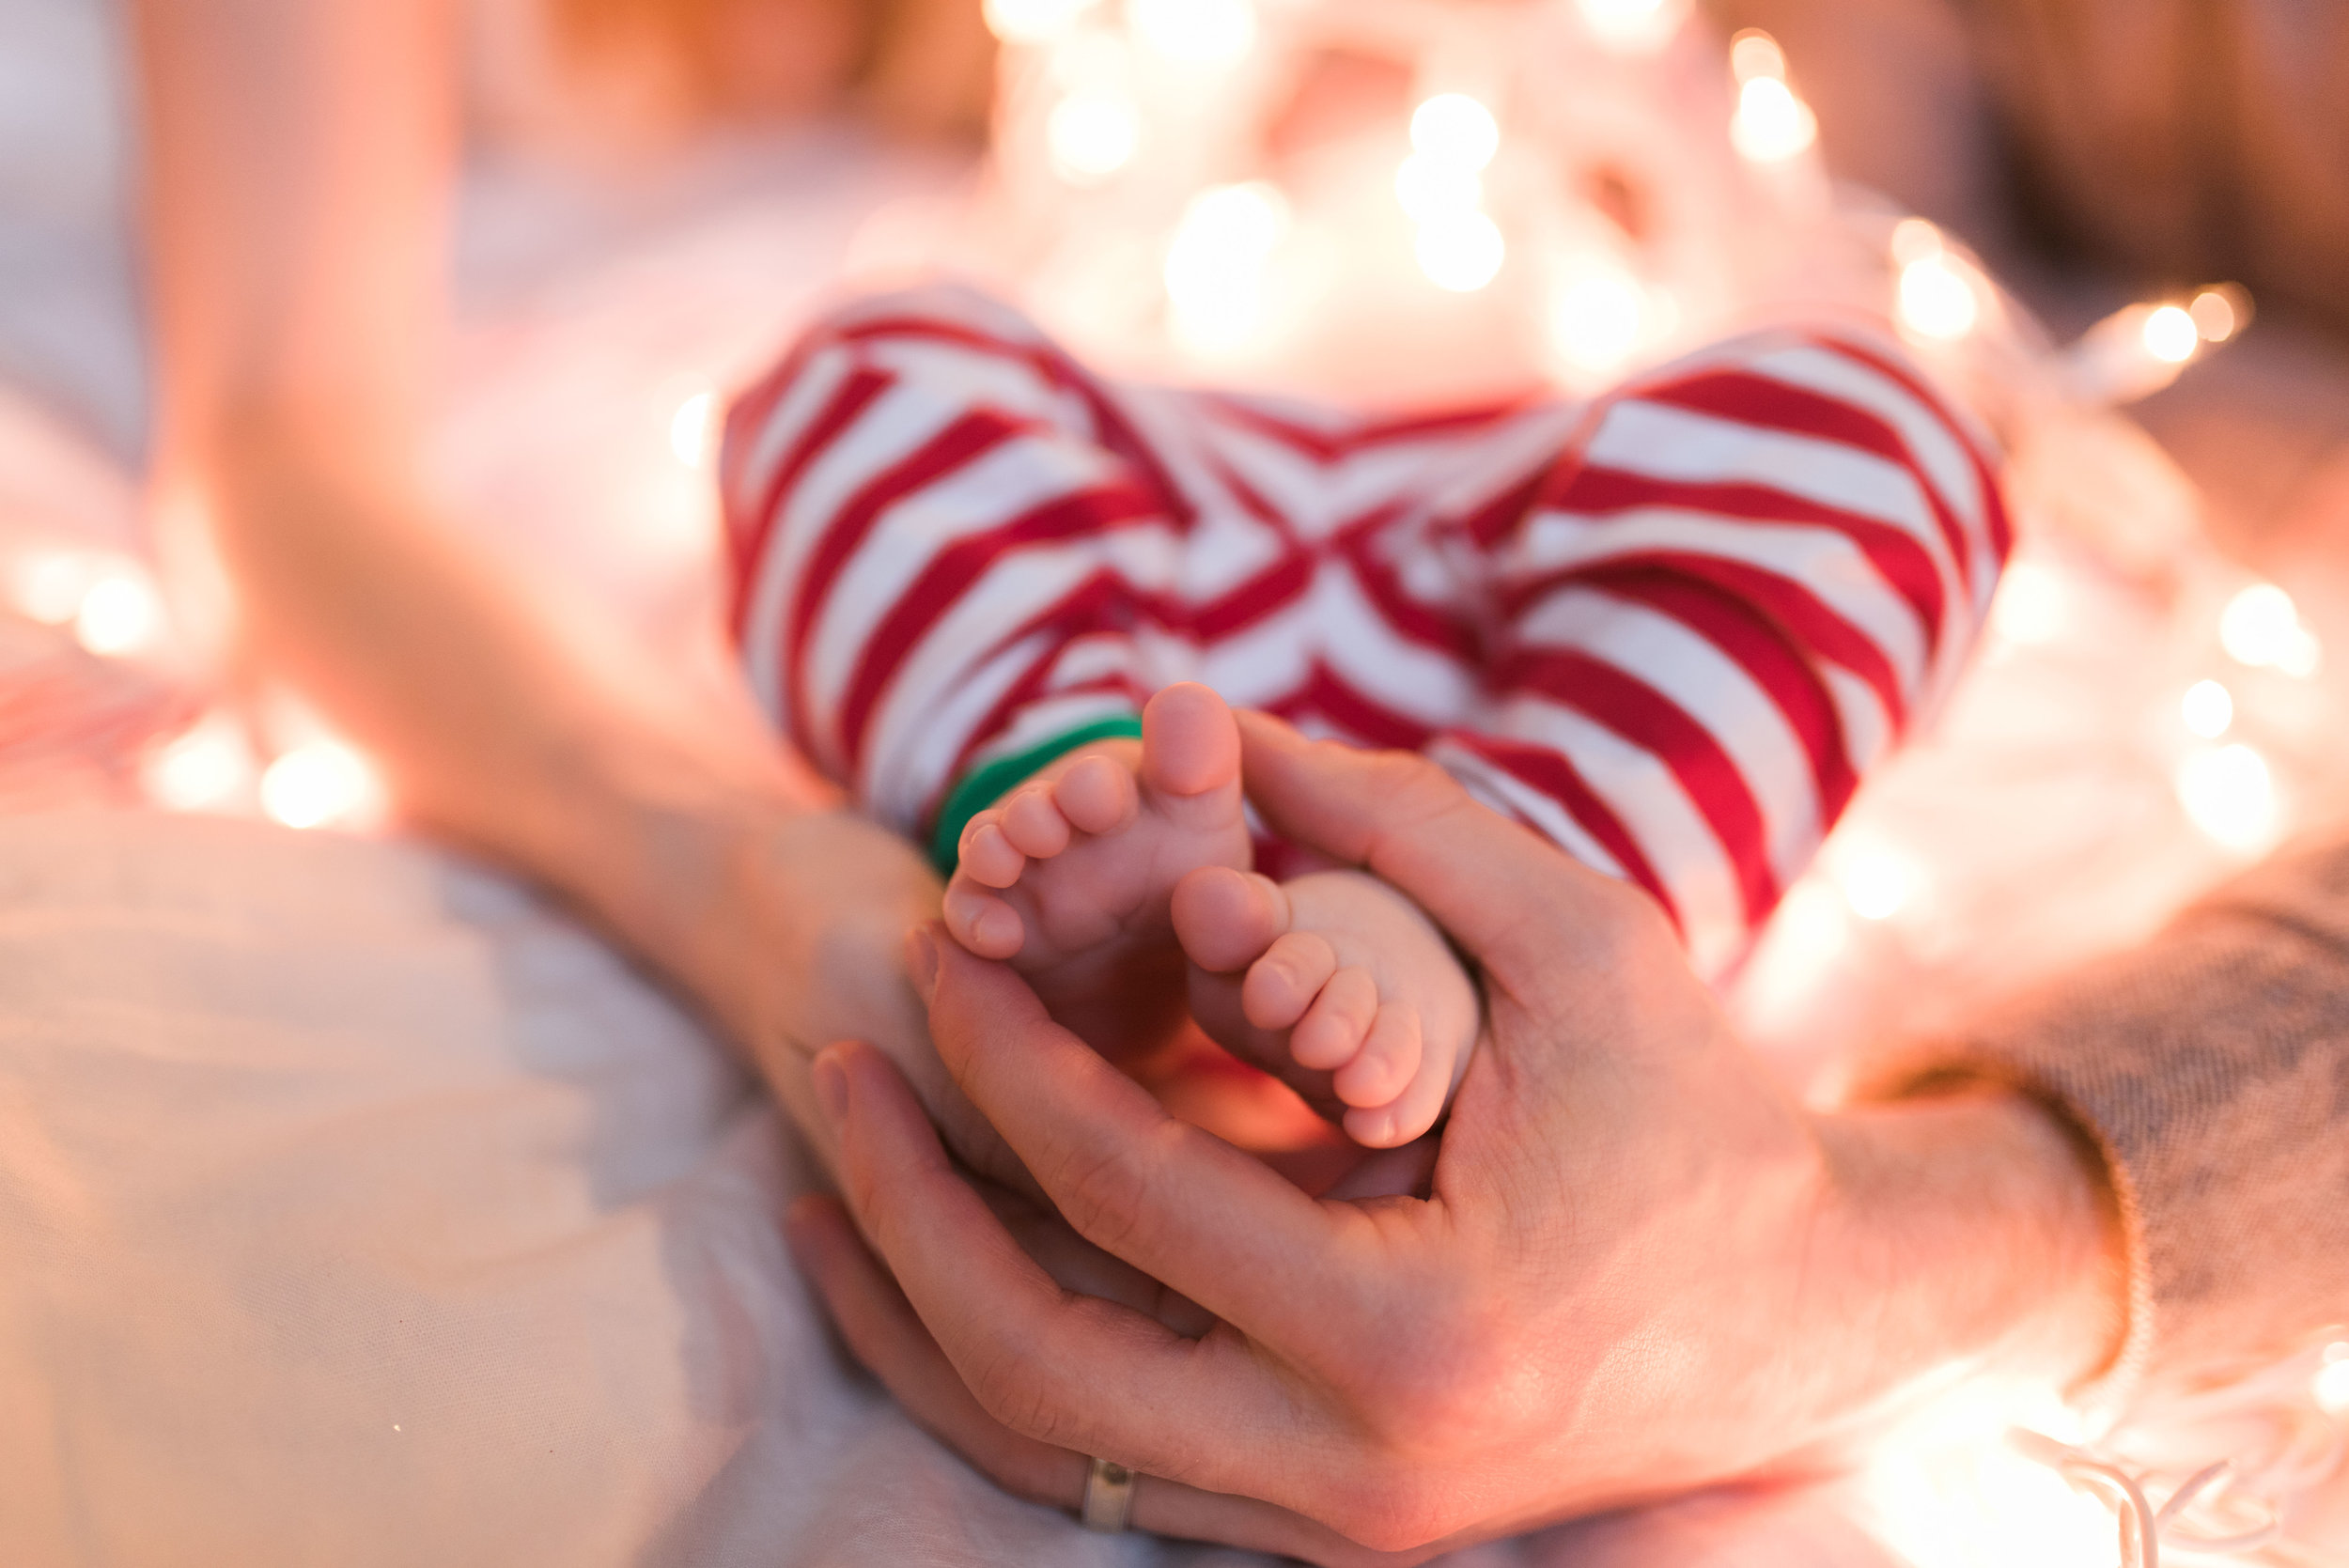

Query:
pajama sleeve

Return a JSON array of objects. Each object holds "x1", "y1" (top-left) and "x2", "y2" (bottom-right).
[
  {"x1": 718, "y1": 287, "x2": 1180, "y2": 840},
  {"x1": 1427, "y1": 329, "x2": 2013, "y2": 977}
]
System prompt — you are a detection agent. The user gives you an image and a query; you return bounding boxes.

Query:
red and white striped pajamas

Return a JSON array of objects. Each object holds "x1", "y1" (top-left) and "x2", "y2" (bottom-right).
[{"x1": 720, "y1": 287, "x2": 2010, "y2": 978}]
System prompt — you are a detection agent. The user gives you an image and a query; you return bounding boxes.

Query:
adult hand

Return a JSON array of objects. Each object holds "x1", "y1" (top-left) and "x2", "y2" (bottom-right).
[{"x1": 787, "y1": 713, "x2": 2123, "y2": 1560}]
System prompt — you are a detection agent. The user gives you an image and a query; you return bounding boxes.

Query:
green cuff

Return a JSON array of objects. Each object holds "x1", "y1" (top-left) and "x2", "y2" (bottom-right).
[{"x1": 927, "y1": 713, "x2": 1145, "y2": 875}]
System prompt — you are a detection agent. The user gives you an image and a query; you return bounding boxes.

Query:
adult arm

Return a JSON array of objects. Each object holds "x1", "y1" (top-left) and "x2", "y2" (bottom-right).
[
  {"x1": 132, "y1": 0, "x2": 966, "y2": 1161},
  {"x1": 787, "y1": 713, "x2": 2123, "y2": 1560}
]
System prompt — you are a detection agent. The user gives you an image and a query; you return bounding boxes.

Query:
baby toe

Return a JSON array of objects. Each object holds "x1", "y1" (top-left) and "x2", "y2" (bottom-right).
[
  {"x1": 1344, "y1": 1026, "x2": 1451, "y2": 1149},
  {"x1": 942, "y1": 880, "x2": 1028, "y2": 958},
  {"x1": 957, "y1": 818, "x2": 1027, "y2": 889},
  {"x1": 1290, "y1": 965, "x2": 1379, "y2": 1071},
  {"x1": 1240, "y1": 930, "x2": 1338, "y2": 1030},
  {"x1": 998, "y1": 784, "x2": 1072, "y2": 858},
  {"x1": 1052, "y1": 753, "x2": 1138, "y2": 835},
  {"x1": 1332, "y1": 1002, "x2": 1422, "y2": 1112},
  {"x1": 1171, "y1": 867, "x2": 1291, "y2": 974}
]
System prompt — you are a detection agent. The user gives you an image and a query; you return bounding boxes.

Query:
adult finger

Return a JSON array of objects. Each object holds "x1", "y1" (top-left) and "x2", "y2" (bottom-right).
[
  {"x1": 911, "y1": 926, "x2": 1378, "y2": 1348},
  {"x1": 816, "y1": 1035, "x2": 1303, "y2": 1487},
  {"x1": 786, "y1": 1194, "x2": 1444, "y2": 1568},
  {"x1": 1234, "y1": 711, "x2": 1664, "y2": 1003}
]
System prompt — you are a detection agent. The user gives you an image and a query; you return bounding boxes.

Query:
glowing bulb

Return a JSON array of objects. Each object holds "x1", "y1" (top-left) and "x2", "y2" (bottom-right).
[
  {"x1": 2181, "y1": 679, "x2": 2233, "y2": 738},
  {"x1": 669, "y1": 390, "x2": 715, "y2": 467},
  {"x1": 2218, "y1": 582, "x2": 2320, "y2": 675},
  {"x1": 1048, "y1": 90, "x2": 1140, "y2": 184},
  {"x1": 74, "y1": 573, "x2": 165, "y2": 658},
  {"x1": 981, "y1": 0, "x2": 1091, "y2": 45},
  {"x1": 1165, "y1": 181, "x2": 1288, "y2": 352},
  {"x1": 1410, "y1": 94, "x2": 1501, "y2": 173},
  {"x1": 1728, "y1": 29, "x2": 1787, "y2": 83},
  {"x1": 1890, "y1": 218, "x2": 1943, "y2": 267},
  {"x1": 2142, "y1": 304, "x2": 2200, "y2": 365},
  {"x1": 2177, "y1": 743, "x2": 2279, "y2": 853},
  {"x1": 1841, "y1": 854, "x2": 1913, "y2": 922},
  {"x1": 1576, "y1": 0, "x2": 1688, "y2": 54},
  {"x1": 2317, "y1": 1358, "x2": 2349, "y2": 1414},
  {"x1": 260, "y1": 740, "x2": 382, "y2": 831},
  {"x1": 2189, "y1": 287, "x2": 2240, "y2": 344},
  {"x1": 1548, "y1": 267, "x2": 1647, "y2": 375},
  {"x1": 8, "y1": 551, "x2": 92, "y2": 625},
  {"x1": 1129, "y1": 0, "x2": 1254, "y2": 63},
  {"x1": 1730, "y1": 75, "x2": 1817, "y2": 162},
  {"x1": 1393, "y1": 154, "x2": 1481, "y2": 222},
  {"x1": 1989, "y1": 560, "x2": 2065, "y2": 644},
  {"x1": 144, "y1": 715, "x2": 253, "y2": 812},
  {"x1": 1416, "y1": 212, "x2": 1505, "y2": 293},
  {"x1": 1898, "y1": 256, "x2": 1980, "y2": 341}
]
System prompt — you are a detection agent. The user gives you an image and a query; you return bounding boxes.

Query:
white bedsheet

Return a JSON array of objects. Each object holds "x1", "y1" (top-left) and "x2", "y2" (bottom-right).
[{"x1": 0, "y1": 807, "x2": 1905, "y2": 1567}]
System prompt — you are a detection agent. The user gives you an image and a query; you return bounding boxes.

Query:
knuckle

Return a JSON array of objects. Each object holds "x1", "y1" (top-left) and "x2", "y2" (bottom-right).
[{"x1": 1042, "y1": 1127, "x2": 1171, "y2": 1260}]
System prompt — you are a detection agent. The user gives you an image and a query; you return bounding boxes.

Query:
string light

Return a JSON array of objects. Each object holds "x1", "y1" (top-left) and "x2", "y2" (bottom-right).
[
  {"x1": 1048, "y1": 88, "x2": 1141, "y2": 184},
  {"x1": 1575, "y1": 0, "x2": 1689, "y2": 54},
  {"x1": 2318, "y1": 1345, "x2": 2349, "y2": 1415},
  {"x1": 1728, "y1": 28, "x2": 1787, "y2": 84},
  {"x1": 73, "y1": 572, "x2": 165, "y2": 658},
  {"x1": 1988, "y1": 559, "x2": 2066, "y2": 645},
  {"x1": 1416, "y1": 211, "x2": 1506, "y2": 292},
  {"x1": 1547, "y1": 263, "x2": 1649, "y2": 376},
  {"x1": 668, "y1": 390, "x2": 715, "y2": 467},
  {"x1": 8, "y1": 550, "x2": 91, "y2": 625},
  {"x1": 2218, "y1": 582, "x2": 2321, "y2": 677},
  {"x1": 1165, "y1": 181, "x2": 1288, "y2": 351},
  {"x1": 143, "y1": 713, "x2": 254, "y2": 813},
  {"x1": 981, "y1": 0, "x2": 1092, "y2": 46},
  {"x1": 2188, "y1": 287, "x2": 2243, "y2": 344},
  {"x1": 1393, "y1": 155, "x2": 1481, "y2": 223},
  {"x1": 1409, "y1": 94, "x2": 1501, "y2": 173},
  {"x1": 1128, "y1": 0, "x2": 1255, "y2": 65},
  {"x1": 1840, "y1": 852, "x2": 1915, "y2": 922},
  {"x1": 2177, "y1": 742, "x2": 2279, "y2": 853},
  {"x1": 1727, "y1": 36, "x2": 1814, "y2": 163},
  {"x1": 260, "y1": 739, "x2": 384, "y2": 831},
  {"x1": 2142, "y1": 303, "x2": 2201, "y2": 365},
  {"x1": 2181, "y1": 679, "x2": 2233, "y2": 739},
  {"x1": 1890, "y1": 222, "x2": 1980, "y2": 342}
]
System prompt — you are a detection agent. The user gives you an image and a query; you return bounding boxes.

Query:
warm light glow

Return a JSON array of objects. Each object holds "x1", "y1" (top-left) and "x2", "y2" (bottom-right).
[
  {"x1": 143, "y1": 714, "x2": 253, "y2": 813},
  {"x1": 1860, "y1": 1442, "x2": 2119, "y2": 1568},
  {"x1": 1165, "y1": 181, "x2": 1288, "y2": 351},
  {"x1": 1416, "y1": 211, "x2": 1505, "y2": 292},
  {"x1": 1988, "y1": 560, "x2": 2065, "y2": 645},
  {"x1": 1048, "y1": 90, "x2": 1141, "y2": 183},
  {"x1": 1576, "y1": 0, "x2": 1688, "y2": 54},
  {"x1": 2316, "y1": 1356, "x2": 2349, "y2": 1415},
  {"x1": 1409, "y1": 94, "x2": 1501, "y2": 173},
  {"x1": 2177, "y1": 743, "x2": 2279, "y2": 853},
  {"x1": 74, "y1": 573, "x2": 165, "y2": 658},
  {"x1": 2181, "y1": 679, "x2": 2234, "y2": 739},
  {"x1": 1393, "y1": 154, "x2": 1481, "y2": 222},
  {"x1": 1890, "y1": 217, "x2": 1943, "y2": 267},
  {"x1": 1897, "y1": 256, "x2": 1979, "y2": 341},
  {"x1": 2219, "y1": 582, "x2": 2321, "y2": 676},
  {"x1": 8, "y1": 551, "x2": 91, "y2": 625},
  {"x1": 669, "y1": 390, "x2": 715, "y2": 467},
  {"x1": 981, "y1": 0, "x2": 1091, "y2": 45},
  {"x1": 2141, "y1": 304, "x2": 2201, "y2": 365},
  {"x1": 260, "y1": 740, "x2": 383, "y2": 831},
  {"x1": 1730, "y1": 75, "x2": 1817, "y2": 162},
  {"x1": 1548, "y1": 266, "x2": 1648, "y2": 376},
  {"x1": 1840, "y1": 853, "x2": 1914, "y2": 922},
  {"x1": 2189, "y1": 287, "x2": 2240, "y2": 344},
  {"x1": 1129, "y1": 0, "x2": 1255, "y2": 64},
  {"x1": 1728, "y1": 28, "x2": 1787, "y2": 84}
]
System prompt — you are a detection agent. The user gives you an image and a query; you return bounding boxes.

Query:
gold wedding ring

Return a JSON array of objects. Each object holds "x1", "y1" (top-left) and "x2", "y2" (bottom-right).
[{"x1": 1080, "y1": 1456, "x2": 1135, "y2": 1532}]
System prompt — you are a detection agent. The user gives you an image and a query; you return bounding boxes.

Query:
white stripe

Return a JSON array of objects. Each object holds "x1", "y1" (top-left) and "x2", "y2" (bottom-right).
[
  {"x1": 1488, "y1": 691, "x2": 1749, "y2": 975},
  {"x1": 801, "y1": 431, "x2": 1133, "y2": 744},
  {"x1": 1195, "y1": 597, "x2": 1322, "y2": 707},
  {"x1": 729, "y1": 346, "x2": 853, "y2": 518},
  {"x1": 1426, "y1": 738, "x2": 1626, "y2": 880},
  {"x1": 1516, "y1": 585, "x2": 1823, "y2": 885},
  {"x1": 1586, "y1": 399, "x2": 1963, "y2": 598},
  {"x1": 1503, "y1": 506, "x2": 1928, "y2": 692},
  {"x1": 1314, "y1": 563, "x2": 1479, "y2": 722},
  {"x1": 866, "y1": 335, "x2": 1089, "y2": 430},
  {"x1": 1822, "y1": 666, "x2": 1892, "y2": 773},
  {"x1": 863, "y1": 629, "x2": 1055, "y2": 831},
  {"x1": 735, "y1": 381, "x2": 965, "y2": 738},
  {"x1": 979, "y1": 691, "x2": 1144, "y2": 766}
]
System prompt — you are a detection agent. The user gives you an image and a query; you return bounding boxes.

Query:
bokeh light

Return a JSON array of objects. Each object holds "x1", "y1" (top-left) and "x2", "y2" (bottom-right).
[
  {"x1": 669, "y1": 390, "x2": 715, "y2": 467},
  {"x1": 1048, "y1": 89, "x2": 1141, "y2": 184},
  {"x1": 2176, "y1": 742, "x2": 2279, "y2": 853},
  {"x1": 1165, "y1": 181, "x2": 1289, "y2": 350},
  {"x1": 74, "y1": 573, "x2": 165, "y2": 658},
  {"x1": 981, "y1": 0, "x2": 1092, "y2": 45},
  {"x1": 1575, "y1": 0, "x2": 1689, "y2": 54},
  {"x1": 1416, "y1": 211, "x2": 1506, "y2": 292},
  {"x1": 1730, "y1": 75, "x2": 1816, "y2": 162},
  {"x1": 2181, "y1": 679, "x2": 2233, "y2": 739},
  {"x1": 1548, "y1": 265, "x2": 1648, "y2": 376},
  {"x1": 2219, "y1": 582, "x2": 2321, "y2": 676},
  {"x1": 143, "y1": 714, "x2": 255, "y2": 813},
  {"x1": 1393, "y1": 154, "x2": 1481, "y2": 223},
  {"x1": 260, "y1": 739, "x2": 384, "y2": 831},
  {"x1": 1897, "y1": 256, "x2": 1979, "y2": 341},
  {"x1": 2141, "y1": 304, "x2": 2200, "y2": 365},
  {"x1": 1129, "y1": 0, "x2": 1255, "y2": 64},
  {"x1": 1409, "y1": 93, "x2": 1501, "y2": 173}
]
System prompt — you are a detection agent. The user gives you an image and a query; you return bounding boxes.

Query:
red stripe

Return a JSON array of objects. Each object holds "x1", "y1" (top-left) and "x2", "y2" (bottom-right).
[
  {"x1": 727, "y1": 367, "x2": 893, "y2": 641},
  {"x1": 1455, "y1": 469, "x2": 1552, "y2": 549},
  {"x1": 1576, "y1": 567, "x2": 1859, "y2": 830},
  {"x1": 1641, "y1": 369, "x2": 1976, "y2": 599},
  {"x1": 921, "y1": 634, "x2": 1147, "y2": 832},
  {"x1": 835, "y1": 481, "x2": 1169, "y2": 762},
  {"x1": 1262, "y1": 664, "x2": 1435, "y2": 752},
  {"x1": 1188, "y1": 551, "x2": 1316, "y2": 642},
  {"x1": 1540, "y1": 465, "x2": 1946, "y2": 649},
  {"x1": 1495, "y1": 646, "x2": 1779, "y2": 925},
  {"x1": 1199, "y1": 393, "x2": 1532, "y2": 462},
  {"x1": 1337, "y1": 531, "x2": 1481, "y2": 662},
  {"x1": 1439, "y1": 731, "x2": 1679, "y2": 933},
  {"x1": 1812, "y1": 334, "x2": 2015, "y2": 564},
  {"x1": 783, "y1": 410, "x2": 1028, "y2": 763}
]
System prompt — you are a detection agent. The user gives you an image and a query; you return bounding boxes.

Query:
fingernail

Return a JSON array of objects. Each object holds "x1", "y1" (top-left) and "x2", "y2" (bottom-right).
[
  {"x1": 812, "y1": 1047, "x2": 849, "y2": 1126},
  {"x1": 904, "y1": 924, "x2": 941, "y2": 998}
]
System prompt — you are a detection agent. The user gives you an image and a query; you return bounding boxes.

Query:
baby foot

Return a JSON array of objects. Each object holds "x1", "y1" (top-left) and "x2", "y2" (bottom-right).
[
  {"x1": 941, "y1": 684, "x2": 1252, "y2": 1063},
  {"x1": 1173, "y1": 866, "x2": 1479, "y2": 1147}
]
